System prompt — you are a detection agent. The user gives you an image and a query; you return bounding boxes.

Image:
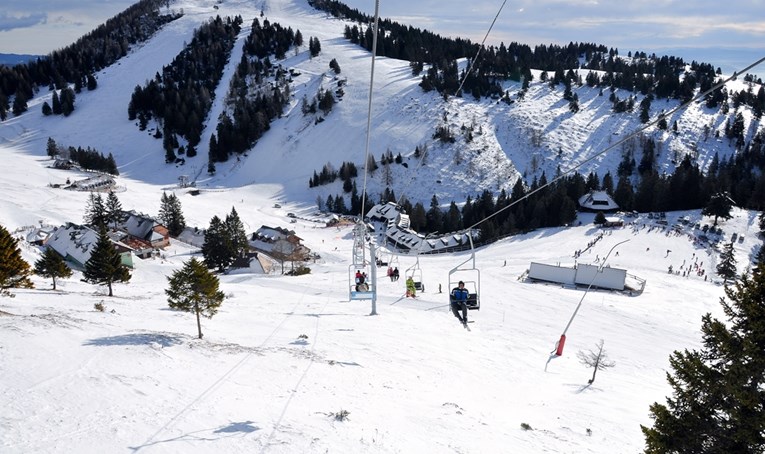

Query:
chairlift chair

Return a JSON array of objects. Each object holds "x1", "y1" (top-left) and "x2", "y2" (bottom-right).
[
  {"x1": 349, "y1": 263, "x2": 375, "y2": 300},
  {"x1": 405, "y1": 257, "x2": 425, "y2": 292},
  {"x1": 375, "y1": 249, "x2": 388, "y2": 267},
  {"x1": 447, "y1": 232, "x2": 480, "y2": 310},
  {"x1": 349, "y1": 223, "x2": 376, "y2": 301}
]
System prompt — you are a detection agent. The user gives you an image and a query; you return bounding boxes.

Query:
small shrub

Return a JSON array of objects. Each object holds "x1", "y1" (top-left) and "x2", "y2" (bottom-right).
[
  {"x1": 94, "y1": 301, "x2": 105, "y2": 312},
  {"x1": 287, "y1": 265, "x2": 311, "y2": 276},
  {"x1": 520, "y1": 422, "x2": 533, "y2": 431},
  {"x1": 330, "y1": 409, "x2": 350, "y2": 421}
]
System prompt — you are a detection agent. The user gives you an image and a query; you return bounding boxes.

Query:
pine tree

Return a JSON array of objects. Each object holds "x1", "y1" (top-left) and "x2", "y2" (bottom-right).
[
  {"x1": 87, "y1": 74, "x2": 98, "y2": 91},
  {"x1": 84, "y1": 193, "x2": 108, "y2": 229},
  {"x1": 82, "y1": 227, "x2": 131, "y2": 296},
  {"x1": 224, "y1": 207, "x2": 249, "y2": 260},
  {"x1": 46, "y1": 137, "x2": 58, "y2": 159},
  {"x1": 293, "y1": 30, "x2": 303, "y2": 47},
  {"x1": 703, "y1": 191, "x2": 734, "y2": 226},
  {"x1": 329, "y1": 58, "x2": 341, "y2": 74},
  {"x1": 426, "y1": 194, "x2": 443, "y2": 232},
  {"x1": 34, "y1": 247, "x2": 72, "y2": 290},
  {"x1": 755, "y1": 244, "x2": 765, "y2": 267},
  {"x1": 59, "y1": 87, "x2": 76, "y2": 116},
  {"x1": 12, "y1": 90, "x2": 28, "y2": 116},
  {"x1": 0, "y1": 224, "x2": 34, "y2": 295},
  {"x1": 105, "y1": 191, "x2": 126, "y2": 229},
  {"x1": 642, "y1": 266, "x2": 765, "y2": 453},
  {"x1": 716, "y1": 241, "x2": 737, "y2": 283},
  {"x1": 201, "y1": 216, "x2": 231, "y2": 272},
  {"x1": 166, "y1": 258, "x2": 225, "y2": 339},
  {"x1": 319, "y1": 89, "x2": 335, "y2": 114},
  {"x1": 159, "y1": 192, "x2": 186, "y2": 237},
  {"x1": 52, "y1": 91, "x2": 62, "y2": 115}
]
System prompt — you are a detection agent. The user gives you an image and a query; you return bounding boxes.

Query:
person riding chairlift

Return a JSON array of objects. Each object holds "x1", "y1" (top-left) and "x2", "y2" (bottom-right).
[{"x1": 450, "y1": 281, "x2": 469, "y2": 326}]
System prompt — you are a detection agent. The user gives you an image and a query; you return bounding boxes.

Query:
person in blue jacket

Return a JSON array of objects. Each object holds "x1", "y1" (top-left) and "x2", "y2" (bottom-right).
[{"x1": 450, "y1": 281, "x2": 469, "y2": 326}]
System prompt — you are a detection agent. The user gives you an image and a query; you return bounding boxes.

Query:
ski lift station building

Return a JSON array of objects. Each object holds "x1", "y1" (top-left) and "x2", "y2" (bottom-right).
[
  {"x1": 366, "y1": 202, "x2": 476, "y2": 254},
  {"x1": 527, "y1": 262, "x2": 646, "y2": 293}
]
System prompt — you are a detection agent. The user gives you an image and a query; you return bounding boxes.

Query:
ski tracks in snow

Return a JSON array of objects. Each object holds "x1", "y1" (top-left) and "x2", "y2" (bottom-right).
[{"x1": 133, "y1": 270, "x2": 330, "y2": 452}]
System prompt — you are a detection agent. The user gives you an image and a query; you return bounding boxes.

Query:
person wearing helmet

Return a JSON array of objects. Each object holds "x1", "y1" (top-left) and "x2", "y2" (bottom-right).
[{"x1": 450, "y1": 281, "x2": 469, "y2": 326}]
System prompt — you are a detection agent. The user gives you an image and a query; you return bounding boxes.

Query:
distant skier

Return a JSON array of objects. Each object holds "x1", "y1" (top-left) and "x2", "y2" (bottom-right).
[{"x1": 450, "y1": 281, "x2": 469, "y2": 326}]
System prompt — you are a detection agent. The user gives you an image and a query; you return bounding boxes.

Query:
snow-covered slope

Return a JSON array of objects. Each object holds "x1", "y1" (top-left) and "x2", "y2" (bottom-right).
[
  {"x1": 1, "y1": 142, "x2": 762, "y2": 452},
  {"x1": 1, "y1": 0, "x2": 762, "y2": 210}
]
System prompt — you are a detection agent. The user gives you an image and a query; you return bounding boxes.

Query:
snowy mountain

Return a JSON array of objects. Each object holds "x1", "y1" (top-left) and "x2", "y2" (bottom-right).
[
  {"x1": 1, "y1": 0, "x2": 762, "y2": 211},
  {"x1": 1, "y1": 0, "x2": 764, "y2": 453}
]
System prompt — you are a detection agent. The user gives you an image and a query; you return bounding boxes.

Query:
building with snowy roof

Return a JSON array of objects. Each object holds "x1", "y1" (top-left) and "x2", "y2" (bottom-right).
[{"x1": 578, "y1": 190, "x2": 619, "y2": 212}]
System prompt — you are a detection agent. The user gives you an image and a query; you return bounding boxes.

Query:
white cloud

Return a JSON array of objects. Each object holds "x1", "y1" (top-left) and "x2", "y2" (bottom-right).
[{"x1": 0, "y1": 12, "x2": 47, "y2": 32}]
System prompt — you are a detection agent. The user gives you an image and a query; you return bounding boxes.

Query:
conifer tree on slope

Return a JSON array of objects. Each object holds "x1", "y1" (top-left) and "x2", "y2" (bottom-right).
[
  {"x1": 159, "y1": 192, "x2": 186, "y2": 237},
  {"x1": 702, "y1": 191, "x2": 734, "y2": 226},
  {"x1": 34, "y1": 247, "x2": 72, "y2": 290},
  {"x1": 105, "y1": 191, "x2": 127, "y2": 230},
  {"x1": 224, "y1": 207, "x2": 248, "y2": 259},
  {"x1": 716, "y1": 241, "x2": 738, "y2": 283},
  {"x1": 84, "y1": 193, "x2": 108, "y2": 229},
  {"x1": 642, "y1": 266, "x2": 765, "y2": 453},
  {"x1": 165, "y1": 257, "x2": 225, "y2": 339},
  {"x1": 201, "y1": 216, "x2": 230, "y2": 272},
  {"x1": 82, "y1": 227, "x2": 131, "y2": 296},
  {"x1": 0, "y1": 224, "x2": 34, "y2": 296}
]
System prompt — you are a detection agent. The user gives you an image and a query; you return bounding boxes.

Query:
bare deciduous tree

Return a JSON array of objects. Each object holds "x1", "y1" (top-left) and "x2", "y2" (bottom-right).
[{"x1": 576, "y1": 339, "x2": 615, "y2": 384}]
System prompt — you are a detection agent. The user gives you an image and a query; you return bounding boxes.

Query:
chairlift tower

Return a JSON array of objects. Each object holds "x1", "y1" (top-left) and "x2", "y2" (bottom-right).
[{"x1": 352, "y1": 223, "x2": 367, "y2": 265}]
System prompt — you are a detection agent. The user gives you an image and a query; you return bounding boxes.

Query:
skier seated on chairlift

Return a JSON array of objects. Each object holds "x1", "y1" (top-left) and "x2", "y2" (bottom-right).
[
  {"x1": 405, "y1": 277, "x2": 416, "y2": 298},
  {"x1": 355, "y1": 270, "x2": 369, "y2": 291},
  {"x1": 450, "y1": 281, "x2": 469, "y2": 326}
]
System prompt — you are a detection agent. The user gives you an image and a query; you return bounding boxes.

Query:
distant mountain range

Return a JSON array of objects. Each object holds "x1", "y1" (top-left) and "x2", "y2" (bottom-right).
[{"x1": 0, "y1": 53, "x2": 40, "y2": 66}]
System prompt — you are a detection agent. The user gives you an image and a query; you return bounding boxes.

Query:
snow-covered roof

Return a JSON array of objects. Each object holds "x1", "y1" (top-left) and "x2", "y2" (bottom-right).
[
  {"x1": 45, "y1": 224, "x2": 101, "y2": 267},
  {"x1": 578, "y1": 190, "x2": 619, "y2": 211},
  {"x1": 367, "y1": 204, "x2": 477, "y2": 254},
  {"x1": 122, "y1": 211, "x2": 159, "y2": 240},
  {"x1": 366, "y1": 202, "x2": 401, "y2": 222}
]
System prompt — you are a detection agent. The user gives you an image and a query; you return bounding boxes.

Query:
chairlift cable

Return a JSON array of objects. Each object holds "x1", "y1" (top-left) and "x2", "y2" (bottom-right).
[
  {"x1": 390, "y1": 0, "x2": 509, "y2": 210},
  {"x1": 545, "y1": 239, "x2": 628, "y2": 368},
  {"x1": 359, "y1": 0, "x2": 381, "y2": 221},
  {"x1": 460, "y1": 56, "x2": 765, "y2": 235},
  {"x1": 454, "y1": 0, "x2": 509, "y2": 98}
]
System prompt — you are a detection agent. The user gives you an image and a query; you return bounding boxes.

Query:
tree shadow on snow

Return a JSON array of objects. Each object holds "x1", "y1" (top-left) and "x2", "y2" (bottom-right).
[
  {"x1": 83, "y1": 332, "x2": 183, "y2": 347},
  {"x1": 213, "y1": 420, "x2": 260, "y2": 434}
]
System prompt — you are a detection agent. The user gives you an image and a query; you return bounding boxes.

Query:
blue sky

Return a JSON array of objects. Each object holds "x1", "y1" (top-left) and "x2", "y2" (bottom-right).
[{"x1": 1, "y1": 0, "x2": 763, "y2": 75}]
